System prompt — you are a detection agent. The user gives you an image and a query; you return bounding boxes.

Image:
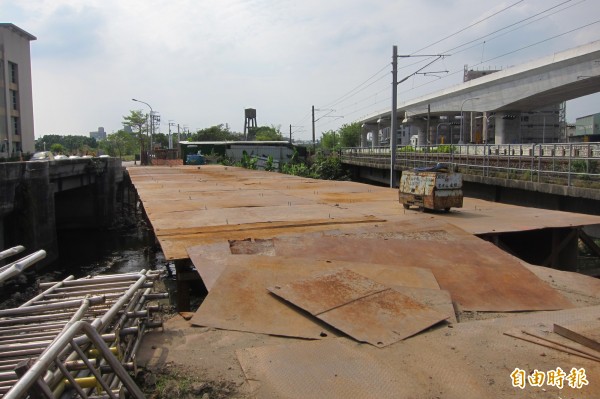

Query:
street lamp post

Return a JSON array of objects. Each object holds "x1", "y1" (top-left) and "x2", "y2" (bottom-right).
[
  {"x1": 459, "y1": 97, "x2": 479, "y2": 144},
  {"x1": 132, "y1": 98, "x2": 153, "y2": 164},
  {"x1": 436, "y1": 122, "x2": 453, "y2": 145}
]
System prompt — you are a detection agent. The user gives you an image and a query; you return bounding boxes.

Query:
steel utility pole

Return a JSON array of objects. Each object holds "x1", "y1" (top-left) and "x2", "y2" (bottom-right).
[
  {"x1": 389, "y1": 48, "x2": 449, "y2": 187},
  {"x1": 168, "y1": 121, "x2": 176, "y2": 149},
  {"x1": 312, "y1": 108, "x2": 342, "y2": 153},
  {"x1": 312, "y1": 105, "x2": 316, "y2": 153},
  {"x1": 390, "y1": 46, "x2": 398, "y2": 188}
]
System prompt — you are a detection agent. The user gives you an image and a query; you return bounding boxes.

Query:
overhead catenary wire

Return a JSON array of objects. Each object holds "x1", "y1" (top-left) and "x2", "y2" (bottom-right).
[
  {"x1": 303, "y1": 0, "x2": 591, "y2": 137},
  {"x1": 320, "y1": 63, "x2": 391, "y2": 109},
  {"x1": 410, "y1": 0, "x2": 526, "y2": 56},
  {"x1": 404, "y1": 18, "x2": 600, "y2": 96}
]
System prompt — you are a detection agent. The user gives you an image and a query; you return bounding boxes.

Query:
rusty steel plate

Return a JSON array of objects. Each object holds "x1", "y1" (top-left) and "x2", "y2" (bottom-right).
[
  {"x1": 270, "y1": 235, "x2": 574, "y2": 312},
  {"x1": 268, "y1": 268, "x2": 388, "y2": 315},
  {"x1": 188, "y1": 220, "x2": 464, "y2": 291},
  {"x1": 127, "y1": 166, "x2": 600, "y2": 263},
  {"x1": 393, "y1": 286, "x2": 457, "y2": 323},
  {"x1": 268, "y1": 268, "x2": 448, "y2": 347},
  {"x1": 186, "y1": 222, "x2": 574, "y2": 312},
  {"x1": 161, "y1": 215, "x2": 385, "y2": 260},
  {"x1": 190, "y1": 256, "x2": 441, "y2": 339},
  {"x1": 235, "y1": 306, "x2": 600, "y2": 399},
  {"x1": 186, "y1": 241, "x2": 232, "y2": 292},
  {"x1": 236, "y1": 338, "x2": 419, "y2": 398},
  {"x1": 253, "y1": 235, "x2": 573, "y2": 312}
]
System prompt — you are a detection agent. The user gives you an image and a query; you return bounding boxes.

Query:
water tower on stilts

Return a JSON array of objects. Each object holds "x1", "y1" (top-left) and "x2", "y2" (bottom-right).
[{"x1": 244, "y1": 108, "x2": 257, "y2": 140}]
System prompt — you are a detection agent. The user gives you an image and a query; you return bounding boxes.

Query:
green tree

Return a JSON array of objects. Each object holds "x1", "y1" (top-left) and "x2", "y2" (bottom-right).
[
  {"x1": 36, "y1": 135, "x2": 97, "y2": 154},
  {"x1": 153, "y1": 132, "x2": 169, "y2": 149},
  {"x1": 338, "y1": 122, "x2": 361, "y2": 148},
  {"x1": 101, "y1": 130, "x2": 137, "y2": 158},
  {"x1": 320, "y1": 130, "x2": 339, "y2": 150},
  {"x1": 190, "y1": 124, "x2": 241, "y2": 141},
  {"x1": 123, "y1": 110, "x2": 148, "y2": 163},
  {"x1": 50, "y1": 143, "x2": 65, "y2": 154},
  {"x1": 254, "y1": 125, "x2": 284, "y2": 141}
]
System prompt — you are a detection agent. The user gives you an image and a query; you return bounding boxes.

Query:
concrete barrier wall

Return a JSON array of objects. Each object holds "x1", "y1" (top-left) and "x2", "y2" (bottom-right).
[{"x1": 0, "y1": 158, "x2": 122, "y2": 265}]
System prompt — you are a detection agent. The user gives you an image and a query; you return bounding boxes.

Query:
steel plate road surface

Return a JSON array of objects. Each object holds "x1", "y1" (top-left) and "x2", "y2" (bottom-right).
[
  {"x1": 127, "y1": 166, "x2": 600, "y2": 260},
  {"x1": 190, "y1": 256, "x2": 442, "y2": 339},
  {"x1": 268, "y1": 268, "x2": 448, "y2": 347}
]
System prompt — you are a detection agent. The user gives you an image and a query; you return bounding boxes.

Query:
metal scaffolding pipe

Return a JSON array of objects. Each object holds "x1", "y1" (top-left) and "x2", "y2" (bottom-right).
[
  {"x1": 41, "y1": 284, "x2": 153, "y2": 299},
  {"x1": 4, "y1": 320, "x2": 145, "y2": 399},
  {"x1": 0, "y1": 246, "x2": 25, "y2": 261},
  {"x1": 38, "y1": 272, "x2": 158, "y2": 289},
  {"x1": 21, "y1": 276, "x2": 76, "y2": 307},
  {"x1": 47, "y1": 273, "x2": 152, "y2": 390},
  {"x1": 0, "y1": 317, "x2": 75, "y2": 329},
  {"x1": 94, "y1": 270, "x2": 150, "y2": 332},
  {"x1": 49, "y1": 281, "x2": 149, "y2": 294},
  {"x1": 0, "y1": 270, "x2": 164, "y2": 398},
  {"x1": 0, "y1": 296, "x2": 105, "y2": 318},
  {"x1": 0, "y1": 250, "x2": 46, "y2": 283},
  {"x1": 0, "y1": 331, "x2": 61, "y2": 343}
]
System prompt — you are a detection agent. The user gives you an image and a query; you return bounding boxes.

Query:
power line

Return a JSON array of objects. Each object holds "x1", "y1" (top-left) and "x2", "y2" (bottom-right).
[
  {"x1": 444, "y1": 0, "x2": 579, "y2": 57},
  {"x1": 302, "y1": 0, "x2": 591, "y2": 135},
  {"x1": 396, "y1": 0, "x2": 580, "y2": 76},
  {"x1": 405, "y1": 18, "x2": 600, "y2": 95},
  {"x1": 410, "y1": 0, "x2": 525, "y2": 55},
  {"x1": 320, "y1": 63, "x2": 390, "y2": 109},
  {"x1": 389, "y1": 1, "x2": 592, "y2": 99}
]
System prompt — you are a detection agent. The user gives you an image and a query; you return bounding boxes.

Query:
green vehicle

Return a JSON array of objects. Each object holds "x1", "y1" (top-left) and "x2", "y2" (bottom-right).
[{"x1": 186, "y1": 152, "x2": 205, "y2": 165}]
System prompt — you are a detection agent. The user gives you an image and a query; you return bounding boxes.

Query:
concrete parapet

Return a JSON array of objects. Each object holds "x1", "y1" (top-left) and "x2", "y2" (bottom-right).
[{"x1": 0, "y1": 158, "x2": 122, "y2": 265}]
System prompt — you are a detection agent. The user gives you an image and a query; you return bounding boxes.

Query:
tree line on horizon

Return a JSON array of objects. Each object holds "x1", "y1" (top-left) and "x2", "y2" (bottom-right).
[{"x1": 34, "y1": 110, "x2": 362, "y2": 159}]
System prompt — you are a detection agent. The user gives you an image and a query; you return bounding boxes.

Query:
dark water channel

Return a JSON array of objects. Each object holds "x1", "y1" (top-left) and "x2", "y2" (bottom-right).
[
  {"x1": 0, "y1": 222, "x2": 174, "y2": 308},
  {"x1": 52, "y1": 226, "x2": 161, "y2": 279}
]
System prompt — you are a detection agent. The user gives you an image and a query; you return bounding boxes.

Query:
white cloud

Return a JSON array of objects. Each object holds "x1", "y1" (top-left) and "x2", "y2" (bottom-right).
[{"x1": 2, "y1": 0, "x2": 600, "y2": 139}]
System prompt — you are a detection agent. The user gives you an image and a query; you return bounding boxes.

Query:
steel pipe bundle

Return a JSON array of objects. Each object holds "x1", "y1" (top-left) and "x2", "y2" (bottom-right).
[
  {"x1": 0, "y1": 269, "x2": 166, "y2": 398},
  {"x1": 0, "y1": 250, "x2": 46, "y2": 284}
]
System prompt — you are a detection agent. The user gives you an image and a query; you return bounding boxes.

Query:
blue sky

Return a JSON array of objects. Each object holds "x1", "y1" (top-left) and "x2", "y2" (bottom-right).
[{"x1": 3, "y1": 0, "x2": 600, "y2": 140}]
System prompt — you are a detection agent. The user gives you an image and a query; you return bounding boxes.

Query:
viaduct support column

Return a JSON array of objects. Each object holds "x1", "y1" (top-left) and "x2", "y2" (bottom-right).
[
  {"x1": 360, "y1": 126, "x2": 370, "y2": 148},
  {"x1": 495, "y1": 112, "x2": 520, "y2": 144}
]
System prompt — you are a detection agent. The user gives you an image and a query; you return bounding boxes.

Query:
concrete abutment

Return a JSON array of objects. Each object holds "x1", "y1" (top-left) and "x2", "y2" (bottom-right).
[{"x1": 0, "y1": 159, "x2": 123, "y2": 265}]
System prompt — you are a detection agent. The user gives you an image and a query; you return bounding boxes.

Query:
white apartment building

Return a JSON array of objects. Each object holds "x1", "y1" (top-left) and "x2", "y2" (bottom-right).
[{"x1": 0, "y1": 23, "x2": 36, "y2": 158}]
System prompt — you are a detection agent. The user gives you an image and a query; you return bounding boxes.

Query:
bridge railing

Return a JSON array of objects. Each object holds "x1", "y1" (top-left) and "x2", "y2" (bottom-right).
[{"x1": 340, "y1": 142, "x2": 600, "y2": 188}]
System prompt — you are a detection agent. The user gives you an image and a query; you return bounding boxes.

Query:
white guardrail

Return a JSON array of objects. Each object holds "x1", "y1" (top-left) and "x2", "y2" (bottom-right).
[{"x1": 341, "y1": 142, "x2": 600, "y2": 187}]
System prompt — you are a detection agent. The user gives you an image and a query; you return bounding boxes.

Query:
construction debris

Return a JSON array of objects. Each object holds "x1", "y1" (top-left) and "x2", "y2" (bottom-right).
[{"x1": 1, "y1": 270, "x2": 166, "y2": 398}]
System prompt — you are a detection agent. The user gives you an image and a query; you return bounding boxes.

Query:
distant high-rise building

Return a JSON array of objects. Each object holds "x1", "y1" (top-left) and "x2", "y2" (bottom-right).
[
  {"x1": 0, "y1": 24, "x2": 36, "y2": 157},
  {"x1": 90, "y1": 126, "x2": 106, "y2": 141}
]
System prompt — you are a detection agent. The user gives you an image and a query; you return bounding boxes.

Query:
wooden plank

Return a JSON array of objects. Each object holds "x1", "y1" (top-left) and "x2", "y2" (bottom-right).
[
  {"x1": 504, "y1": 329, "x2": 600, "y2": 363},
  {"x1": 554, "y1": 321, "x2": 600, "y2": 353}
]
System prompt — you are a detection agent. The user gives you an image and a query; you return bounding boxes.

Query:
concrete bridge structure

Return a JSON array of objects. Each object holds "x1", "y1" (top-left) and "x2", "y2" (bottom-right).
[
  {"x1": 0, "y1": 158, "x2": 123, "y2": 264},
  {"x1": 360, "y1": 41, "x2": 600, "y2": 146},
  {"x1": 341, "y1": 142, "x2": 600, "y2": 215}
]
